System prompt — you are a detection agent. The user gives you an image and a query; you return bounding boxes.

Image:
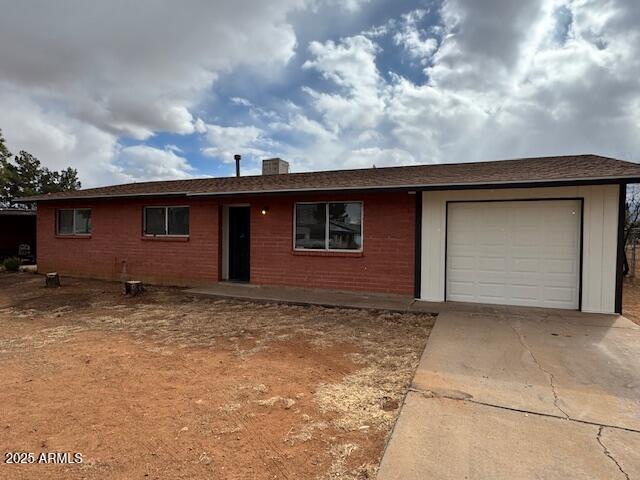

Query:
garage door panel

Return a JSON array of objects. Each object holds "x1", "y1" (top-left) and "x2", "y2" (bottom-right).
[
  {"x1": 479, "y1": 207, "x2": 508, "y2": 226},
  {"x1": 477, "y1": 282, "x2": 508, "y2": 299},
  {"x1": 448, "y1": 280, "x2": 475, "y2": 298},
  {"x1": 543, "y1": 258, "x2": 577, "y2": 274},
  {"x1": 510, "y1": 284, "x2": 541, "y2": 299},
  {"x1": 448, "y1": 211, "x2": 476, "y2": 230},
  {"x1": 449, "y1": 255, "x2": 475, "y2": 271},
  {"x1": 449, "y1": 234, "x2": 476, "y2": 246},
  {"x1": 543, "y1": 286, "x2": 576, "y2": 303},
  {"x1": 477, "y1": 230, "x2": 509, "y2": 246},
  {"x1": 510, "y1": 257, "x2": 540, "y2": 273},
  {"x1": 446, "y1": 200, "x2": 581, "y2": 309},
  {"x1": 512, "y1": 231, "x2": 544, "y2": 248},
  {"x1": 477, "y1": 256, "x2": 506, "y2": 272},
  {"x1": 546, "y1": 230, "x2": 579, "y2": 248}
]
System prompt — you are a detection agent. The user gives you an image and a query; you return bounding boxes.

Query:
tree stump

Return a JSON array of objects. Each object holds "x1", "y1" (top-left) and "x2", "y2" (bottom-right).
[
  {"x1": 45, "y1": 272, "x2": 60, "y2": 288},
  {"x1": 124, "y1": 280, "x2": 143, "y2": 296}
]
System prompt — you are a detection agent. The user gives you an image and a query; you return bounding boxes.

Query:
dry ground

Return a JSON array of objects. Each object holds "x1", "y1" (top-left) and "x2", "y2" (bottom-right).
[
  {"x1": 0, "y1": 273, "x2": 433, "y2": 480},
  {"x1": 623, "y1": 246, "x2": 640, "y2": 325},
  {"x1": 623, "y1": 278, "x2": 640, "y2": 325}
]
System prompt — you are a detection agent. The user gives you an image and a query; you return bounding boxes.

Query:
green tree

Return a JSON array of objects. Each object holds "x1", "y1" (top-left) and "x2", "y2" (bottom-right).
[
  {"x1": 0, "y1": 129, "x2": 10, "y2": 162},
  {"x1": 0, "y1": 129, "x2": 81, "y2": 207}
]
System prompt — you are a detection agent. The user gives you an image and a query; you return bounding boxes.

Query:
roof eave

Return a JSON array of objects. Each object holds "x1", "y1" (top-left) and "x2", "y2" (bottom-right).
[{"x1": 15, "y1": 191, "x2": 191, "y2": 202}]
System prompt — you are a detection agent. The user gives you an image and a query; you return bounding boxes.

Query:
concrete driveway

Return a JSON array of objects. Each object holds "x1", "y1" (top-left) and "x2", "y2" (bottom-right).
[{"x1": 378, "y1": 307, "x2": 640, "y2": 480}]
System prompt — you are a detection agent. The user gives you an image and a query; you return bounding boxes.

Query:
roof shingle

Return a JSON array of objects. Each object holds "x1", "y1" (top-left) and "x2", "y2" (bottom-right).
[{"x1": 17, "y1": 154, "x2": 640, "y2": 202}]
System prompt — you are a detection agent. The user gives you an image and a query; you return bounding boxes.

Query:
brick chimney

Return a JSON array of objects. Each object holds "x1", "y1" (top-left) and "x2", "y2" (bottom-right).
[{"x1": 262, "y1": 158, "x2": 289, "y2": 175}]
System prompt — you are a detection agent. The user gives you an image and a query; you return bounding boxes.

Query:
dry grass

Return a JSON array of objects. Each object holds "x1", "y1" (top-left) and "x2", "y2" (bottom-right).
[{"x1": 0, "y1": 273, "x2": 434, "y2": 479}]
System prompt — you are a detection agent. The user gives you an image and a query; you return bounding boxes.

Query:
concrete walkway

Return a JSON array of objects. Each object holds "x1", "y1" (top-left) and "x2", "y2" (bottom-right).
[
  {"x1": 187, "y1": 282, "x2": 622, "y2": 317},
  {"x1": 378, "y1": 310, "x2": 640, "y2": 480},
  {"x1": 186, "y1": 282, "x2": 423, "y2": 312}
]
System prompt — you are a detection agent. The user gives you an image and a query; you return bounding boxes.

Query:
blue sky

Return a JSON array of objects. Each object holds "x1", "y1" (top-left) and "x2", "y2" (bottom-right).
[{"x1": 1, "y1": 0, "x2": 639, "y2": 186}]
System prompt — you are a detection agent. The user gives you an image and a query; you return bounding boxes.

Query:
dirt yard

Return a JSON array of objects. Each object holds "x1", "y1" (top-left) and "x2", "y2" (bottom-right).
[
  {"x1": 624, "y1": 278, "x2": 640, "y2": 325},
  {"x1": 0, "y1": 273, "x2": 433, "y2": 480}
]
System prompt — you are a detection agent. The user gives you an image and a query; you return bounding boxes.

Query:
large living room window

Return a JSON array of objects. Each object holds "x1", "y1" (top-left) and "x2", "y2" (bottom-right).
[
  {"x1": 57, "y1": 208, "x2": 92, "y2": 235},
  {"x1": 143, "y1": 206, "x2": 189, "y2": 236},
  {"x1": 294, "y1": 202, "x2": 362, "y2": 251}
]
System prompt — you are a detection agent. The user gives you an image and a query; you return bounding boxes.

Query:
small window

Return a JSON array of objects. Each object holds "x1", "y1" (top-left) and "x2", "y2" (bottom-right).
[
  {"x1": 144, "y1": 207, "x2": 166, "y2": 235},
  {"x1": 329, "y1": 202, "x2": 362, "y2": 250},
  {"x1": 295, "y1": 203, "x2": 327, "y2": 249},
  {"x1": 294, "y1": 202, "x2": 362, "y2": 251},
  {"x1": 57, "y1": 210, "x2": 74, "y2": 235},
  {"x1": 144, "y1": 206, "x2": 189, "y2": 236},
  {"x1": 74, "y1": 209, "x2": 92, "y2": 234},
  {"x1": 57, "y1": 208, "x2": 91, "y2": 235}
]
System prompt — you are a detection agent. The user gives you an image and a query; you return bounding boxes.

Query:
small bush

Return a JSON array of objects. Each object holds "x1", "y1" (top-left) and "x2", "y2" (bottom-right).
[{"x1": 3, "y1": 257, "x2": 21, "y2": 272}]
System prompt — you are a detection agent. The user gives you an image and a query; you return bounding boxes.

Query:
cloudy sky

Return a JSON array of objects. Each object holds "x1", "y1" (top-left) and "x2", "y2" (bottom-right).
[{"x1": 0, "y1": 0, "x2": 639, "y2": 187}]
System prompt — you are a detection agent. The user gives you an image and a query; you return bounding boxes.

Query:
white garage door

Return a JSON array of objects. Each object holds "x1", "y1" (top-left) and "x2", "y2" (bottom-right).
[{"x1": 446, "y1": 200, "x2": 581, "y2": 309}]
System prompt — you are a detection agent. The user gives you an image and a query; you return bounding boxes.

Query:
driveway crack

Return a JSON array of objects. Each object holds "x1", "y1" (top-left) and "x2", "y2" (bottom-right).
[
  {"x1": 506, "y1": 319, "x2": 571, "y2": 419},
  {"x1": 597, "y1": 426, "x2": 630, "y2": 480}
]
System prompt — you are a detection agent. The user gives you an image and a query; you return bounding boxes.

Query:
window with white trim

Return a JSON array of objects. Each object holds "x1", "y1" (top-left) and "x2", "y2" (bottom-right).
[
  {"x1": 143, "y1": 206, "x2": 189, "y2": 236},
  {"x1": 57, "y1": 208, "x2": 91, "y2": 235},
  {"x1": 294, "y1": 202, "x2": 362, "y2": 251}
]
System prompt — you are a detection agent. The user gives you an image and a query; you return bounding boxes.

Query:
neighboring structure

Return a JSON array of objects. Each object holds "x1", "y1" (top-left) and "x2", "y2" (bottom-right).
[
  {"x1": 0, "y1": 208, "x2": 37, "y2": 262},
  {"x1": 18, "y1": 155, "x2": 640, "y2": 314}
]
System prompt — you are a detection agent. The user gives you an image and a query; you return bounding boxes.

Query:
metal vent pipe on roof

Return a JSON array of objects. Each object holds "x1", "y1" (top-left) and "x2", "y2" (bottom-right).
[{"x1": 234, "y1": 154, "x2": 241, "y2": 177}]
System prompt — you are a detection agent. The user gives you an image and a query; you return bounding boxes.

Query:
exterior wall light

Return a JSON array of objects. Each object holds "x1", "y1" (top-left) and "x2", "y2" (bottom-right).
[{"x1": 260, "y1": 207, "x2": 269, "y2": 215}]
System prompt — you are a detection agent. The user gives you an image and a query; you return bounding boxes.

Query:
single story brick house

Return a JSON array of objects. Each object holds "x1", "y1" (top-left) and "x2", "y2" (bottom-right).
[{"x1": 19, "y1": 155, "x2": 640, "y2": 314}]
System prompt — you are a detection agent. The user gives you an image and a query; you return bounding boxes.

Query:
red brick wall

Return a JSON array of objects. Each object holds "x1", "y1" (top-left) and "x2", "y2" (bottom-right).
[
  {"x1": 37, "y1": 198, "x2": 220, "y2": 286},
  {"x1": 37, "y1": 191, "x2": 416, "y2": 295},
  {"x1": 249, "y1": 192, "x2": 416, "y2": 295}
]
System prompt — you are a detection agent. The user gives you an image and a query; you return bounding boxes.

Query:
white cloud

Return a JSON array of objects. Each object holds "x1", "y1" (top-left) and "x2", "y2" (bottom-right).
[
  {"x1": 392, "y1": 9, "x2": 439, "y2": 63},
  {"x1": 0, "y1": 0, "x2": 305, "y2": 139},
  {"x1": 0, "y1": 87, "x2": 123, "y2": 187},
  {"x1": 303, "y1": 35, "x2": 387, "y2": 131},
  {"x1": 304, "y1": 35, "x2": 380, "y2": 90},
  {"x1": 421, "y1": 0, "x2": 640, "y2": 161},
  {"x1": 311, "y1": 0, "x2": 371, "y2": 13},
  {"x1": 202, "y1": 124, "x2": 273, "y2": 161},
  {"x1": 269, "y1": 112, "x2": 337, "y2": 142},
  {"x1": 293, "y1": 0, "x2": 640, "y2": 169},
  {"x1": 115, "y1": 145, "x2": 196, "y2": 182},
  {"x1": 347, "y1": 147, "x2": 418, "y2": 168},
  {"x1": 231, "y1": 97, "x2": 253, "y2": 107},
  {"x1": 0, "y1": 0, "x2": 309, "y2": 185}
]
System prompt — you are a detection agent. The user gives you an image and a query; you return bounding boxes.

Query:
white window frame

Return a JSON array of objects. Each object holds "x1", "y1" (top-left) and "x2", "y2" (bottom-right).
[
  {"x1": 293, "y1": 201, "x2": 364, "y2": 252},
  {"x1": 143, "y1": 206, "x2": 190, "y2": 237},
  {"x1": 56, "y1": 208, "x2": 92, "y2": 236}
]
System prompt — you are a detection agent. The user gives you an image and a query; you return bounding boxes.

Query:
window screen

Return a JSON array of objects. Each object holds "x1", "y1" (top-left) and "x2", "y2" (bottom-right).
[
  {"x1": 168, "y1": 207, "x2": 189, "y2": 235},
  {"x1": 295, "y1": 203, "x2": 326, "y2": 249},
  {"x1": 57, "y1": 210, "x2": 74, "y2": 235},
  {"x1": 144, "y1": 207, "x2": 167, "y2": 235},
  {"x1": 74, "y1": 209, "x2": 92, "y2": 234},
  {"x1": 329, "y1": 202, "x2": 362, "y2": 250}
]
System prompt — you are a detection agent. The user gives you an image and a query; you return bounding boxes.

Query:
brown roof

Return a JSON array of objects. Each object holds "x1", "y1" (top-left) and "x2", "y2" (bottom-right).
[{"x1": 17, "y1": 154, "x2": 640, "y2": 202}]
